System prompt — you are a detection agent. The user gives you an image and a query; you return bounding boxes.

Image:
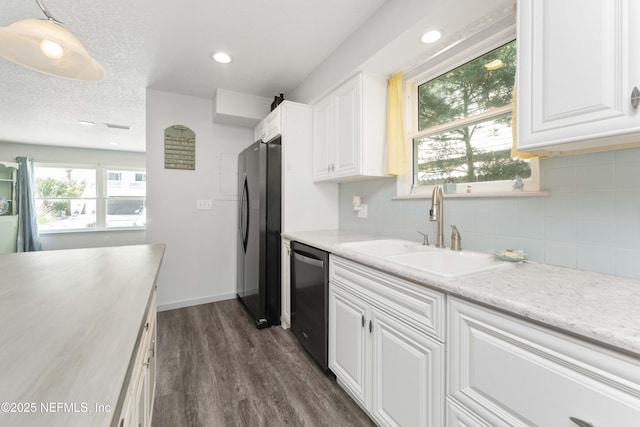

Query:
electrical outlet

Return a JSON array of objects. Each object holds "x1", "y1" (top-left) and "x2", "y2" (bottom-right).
[
  {"x1": 356, "y1": 204, "x2": 368, "y2": 219},
  {"x1": 196, "y1": 199, "x2": 213, "y2": 210}
]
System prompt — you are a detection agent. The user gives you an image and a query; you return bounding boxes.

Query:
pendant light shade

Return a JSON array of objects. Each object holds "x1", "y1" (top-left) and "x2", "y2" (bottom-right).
[{"x1": 0, "y1": 5, "x2": 104, "y2": 80}]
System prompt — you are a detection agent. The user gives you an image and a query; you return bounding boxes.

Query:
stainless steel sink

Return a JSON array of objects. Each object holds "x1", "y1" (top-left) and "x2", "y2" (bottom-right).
[{"x1": 339, "y1": 239, "x2": 512, "y2": 277}]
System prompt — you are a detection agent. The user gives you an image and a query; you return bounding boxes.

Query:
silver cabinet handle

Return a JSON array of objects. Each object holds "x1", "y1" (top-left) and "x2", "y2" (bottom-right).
[
  {"x1": 569, "y1": 417, "x2": 594, "y2": 427},
  {"x1": 632, "y1": 87, "x2": 640, "y2": 110},
  {"x1": 327, "y1": 164, "x2": 330, "y2": 172},
  {"x1": 369, "y1": 320, "x2": 373, "y2": 333},
  {"x1": 361, "y1": 314, "x2": 365, "y2": 327},
  {"x1": 331, "y1": 163, "x2": 335, "y2": 172}
]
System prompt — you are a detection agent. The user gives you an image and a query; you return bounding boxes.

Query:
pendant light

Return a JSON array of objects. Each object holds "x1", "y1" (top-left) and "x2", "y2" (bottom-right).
[{"x1": 0, "y1": 0, "x2": 104, "y2": 80}]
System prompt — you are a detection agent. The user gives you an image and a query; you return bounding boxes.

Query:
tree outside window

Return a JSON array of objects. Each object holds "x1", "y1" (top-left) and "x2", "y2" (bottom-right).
[{"x1": 414, "y1": 40, "x2": 530, "y2": 186}]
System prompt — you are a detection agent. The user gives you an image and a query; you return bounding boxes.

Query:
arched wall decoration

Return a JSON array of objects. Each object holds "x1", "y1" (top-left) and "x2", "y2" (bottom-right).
[{"x1": 164, "y1": 125, "x2": 196, "y2": 170}]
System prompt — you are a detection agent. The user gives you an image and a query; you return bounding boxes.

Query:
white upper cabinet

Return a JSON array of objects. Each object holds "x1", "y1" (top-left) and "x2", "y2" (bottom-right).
[
  {"x1": 254, "y1": 107, "x2": 281, "y2": 143},
  {"x1": 312, "y1": 73, "x2": 387, "y2": 182},
  {"x1": 517, "y1": 0, "x2": 640, "y2": 153}
]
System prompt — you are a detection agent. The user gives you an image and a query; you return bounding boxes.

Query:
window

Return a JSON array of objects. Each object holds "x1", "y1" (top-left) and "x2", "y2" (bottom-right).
[
  {"x1": 106, "y1": 170, "x2": 146, "y2": 228},
  {"x1": 34, "y1": 164, "x2": 146, "y2": 231},
  {"x1": 107, "y1": 171, "x2": 122, "y2": 181},
  {"x1": 409, "y1": 39, "x2": 538, "y2": 194}
]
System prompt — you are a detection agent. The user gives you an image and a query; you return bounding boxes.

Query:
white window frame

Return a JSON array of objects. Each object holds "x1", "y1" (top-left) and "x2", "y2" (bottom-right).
[
  {"x1": 34, "y1": 162, "x2": 146, "y2": 233},
  {"x1": 397, "y1": 24, "x2": 540, "y2": 197}
]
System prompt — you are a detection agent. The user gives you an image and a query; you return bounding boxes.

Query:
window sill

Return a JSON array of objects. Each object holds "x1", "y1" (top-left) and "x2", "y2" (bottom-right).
[
  {"x1": 38, "y1": 227, "x2": 146, "y2": 235},
  {"x1": 392, "y1": 191, "x2": 549, "y2": 200}
]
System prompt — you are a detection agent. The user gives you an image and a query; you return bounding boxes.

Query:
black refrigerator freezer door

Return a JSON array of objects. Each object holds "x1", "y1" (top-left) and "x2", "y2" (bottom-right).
[{"x1": 236, "y1": 139, "x2": 281, "y2": 328}]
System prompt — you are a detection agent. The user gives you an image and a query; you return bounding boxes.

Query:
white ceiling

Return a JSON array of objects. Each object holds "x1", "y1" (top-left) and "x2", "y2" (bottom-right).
[{"x1": 0, "y1": 0, "x2": 387, "y2": 152}]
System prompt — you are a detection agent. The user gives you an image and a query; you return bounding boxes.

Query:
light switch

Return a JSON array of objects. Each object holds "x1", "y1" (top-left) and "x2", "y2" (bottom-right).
[
  {"x1": 356, "y1": 204, "x2": 368, "y2": 219},
  {"x1": 196, "y1": 199, "x2": 213, "y2": 210}
]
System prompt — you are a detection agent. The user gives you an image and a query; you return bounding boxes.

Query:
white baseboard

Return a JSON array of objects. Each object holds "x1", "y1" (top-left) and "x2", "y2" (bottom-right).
[{"x1": 157, "y1": 292, "x2": 236, "y2": 312}]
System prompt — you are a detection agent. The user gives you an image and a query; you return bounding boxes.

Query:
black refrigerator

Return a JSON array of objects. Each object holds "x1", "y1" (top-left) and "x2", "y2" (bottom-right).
[{"x1": 236, "y1": 137, "x2": 281, "y2": 328}]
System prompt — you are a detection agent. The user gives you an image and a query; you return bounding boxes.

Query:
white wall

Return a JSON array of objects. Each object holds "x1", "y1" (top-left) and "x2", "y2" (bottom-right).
[
  {"x1": 146, "y1": 89, "x2": 253, "y2": 311},
  {"x1": 0, "y1": 141, "x2": 146, "y2": 250}
]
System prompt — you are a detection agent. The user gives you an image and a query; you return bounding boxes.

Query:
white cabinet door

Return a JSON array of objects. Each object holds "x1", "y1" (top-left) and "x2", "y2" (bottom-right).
[
  {"x1": 312, "y1": 96, "x2": 333, "y2": 180},
  {"x1": 264, "y1": 107, "x2": 281, "y2": 142},
  {"x1": 312, "y1": 73, "x2": 386, "y2": 182},
  {"x1": 329, "y1": 285, "x2": 370, "y2": 409},
  {"x1": 448, "y1": 297, "x2": 640, "y2": 426},
  {"x1": 517, "y1": 0, "x2": 640, "y2": 153},
  {"x1": 332, "y1": 77, "x2": 361, "y2": 178},
  {"x1": 371, "y1": 309, "x2": 444, "y2": 427}
]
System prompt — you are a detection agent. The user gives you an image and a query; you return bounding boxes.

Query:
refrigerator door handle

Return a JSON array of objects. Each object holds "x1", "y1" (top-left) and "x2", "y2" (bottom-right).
[{"x1": 241, "y1": 175, "x2": 249, "y2": 252}]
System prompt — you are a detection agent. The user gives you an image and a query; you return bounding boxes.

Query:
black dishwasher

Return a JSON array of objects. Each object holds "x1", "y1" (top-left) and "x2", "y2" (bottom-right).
[{"x1": 290, "y1": 241, "x2": 329, "y2": 370}]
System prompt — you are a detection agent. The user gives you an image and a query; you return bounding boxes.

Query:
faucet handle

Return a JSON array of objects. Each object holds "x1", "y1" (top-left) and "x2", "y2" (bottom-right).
[
  {"x1": 450, "y1": 225, "x2": 461, "y2": 251},
  {"x1": 417, "y1": 230, "x2": 429, "y2": 246}
]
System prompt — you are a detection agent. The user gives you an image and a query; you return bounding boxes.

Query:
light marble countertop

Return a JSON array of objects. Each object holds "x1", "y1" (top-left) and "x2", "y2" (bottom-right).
[
  {"x1": 0, "y1": 244, "x2": 165, "y2": 427},
  {"x1": 283, "y1": 230, "x2": 640, "y2": 357}
]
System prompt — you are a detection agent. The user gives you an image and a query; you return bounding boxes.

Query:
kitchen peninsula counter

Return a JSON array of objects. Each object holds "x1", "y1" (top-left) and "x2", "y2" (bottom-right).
[
  {"x1": 0, "y1": 244, "x2": 165, "y2": 427},
  {"x1": 283, "y1": 229, "x2": 640, "y2": 358}
]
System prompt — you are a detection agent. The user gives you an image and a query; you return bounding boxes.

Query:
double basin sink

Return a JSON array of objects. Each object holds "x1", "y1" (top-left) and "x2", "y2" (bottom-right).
[{"x1": 340, "y1": 239, "x2": 512, "y2": 278}]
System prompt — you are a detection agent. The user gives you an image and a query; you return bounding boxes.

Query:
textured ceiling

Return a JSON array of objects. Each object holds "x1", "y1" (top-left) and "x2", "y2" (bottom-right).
[{"x1": 0, "y1": 0, "x2": 387, "y2": 152}]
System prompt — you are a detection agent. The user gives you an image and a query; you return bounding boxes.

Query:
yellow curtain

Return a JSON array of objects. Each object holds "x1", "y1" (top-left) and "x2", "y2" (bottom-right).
[
  {"x1": 511, "y1": 85, "x2": 538, "y2": 160},
  {"x1": 386, "y1": 71, "x2": 407, "y2": 175}
]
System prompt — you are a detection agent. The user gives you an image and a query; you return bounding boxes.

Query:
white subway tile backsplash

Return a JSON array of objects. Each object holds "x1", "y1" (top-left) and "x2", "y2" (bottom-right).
[
  {"x1": 577, "y1": 163, "x2": 614, "y2": 191},
  {"x1": 516, "y1": 237, "x2": 545, "y2": 263},
  {"x1": 544, "y1": 241, "x2": 577, "y2": 269},
  {"x1": 470, "y1": 232, "x2": 495, "y2": 253},
  {"x1": 615, "y1": 248, "x2": 640, "y2": 280},
  {"x1": 576, "y1": 218, "x2": 615, "y2": 246},
  {"x1": 517, "y1": 214, "x2": 545, "y2": 239},
  {"x1": 542, "y1": 155, "x2": 577, "y2": 169},
  {"x1": 545, "y1": 192, "x2": 577, "y2": 218},
  {"x1": 338, "y1": 149, "x2": 640, "y2": 280},
  {"x1": 614, "y1": 218, "x2": 640, "y2": 250},
  {"x1": 615, "y1": 162, "x2": 640, "y2": 190},
  {"x1": 576, "y1": 151, "x2": 615, "y2": 166},
  {"x1": 614, "y1": 191, "x2": 640, "y2": 219},
  {"x1": 614, "y1": 147, "x2": 640, "y2": 163},
  {"x1": 493, "y1": 235, "x2": 520, "y2": 252},
  {"x1": 577, "y1": 245, "x2": 615, "y2": 275},
  {"x1": 545, "y1": 216, "x2": 576, "y2": 242},
  {"x1": 518, "y1": 197, "x2": 545, "y2": 217},
  {"x1": 542, "y1": 166, "x2": 577, "y2": 192},
  {"x1": 577, "y1": 191, "x2": 615, "y2": 219},
  {"x1": 472, "y1": 200, "x2": 494, "y2": 234}
]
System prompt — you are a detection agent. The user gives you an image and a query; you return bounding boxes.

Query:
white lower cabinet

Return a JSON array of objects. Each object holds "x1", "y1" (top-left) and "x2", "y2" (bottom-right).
[
  {"x1": 371, "y1": 309, "x2": 444, "y2": 427},
  {"x1": 329, "y1": 256, "x2": 445, "y2": 427},
  {"x1": 117, "y1": 290, "x2": 157, "y2": 427},
  {"x1": 447, "y1": 297, "x2": 640, "y2": 426}
]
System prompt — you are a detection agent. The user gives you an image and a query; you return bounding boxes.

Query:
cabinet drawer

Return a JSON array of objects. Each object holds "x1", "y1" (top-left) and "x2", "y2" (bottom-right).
[
  {"x1": 448, "y1": 297, "x2": 640, "y2": 426},
  {"x1": 330, "y1": 256, "x2": 445, "y2": 341}
]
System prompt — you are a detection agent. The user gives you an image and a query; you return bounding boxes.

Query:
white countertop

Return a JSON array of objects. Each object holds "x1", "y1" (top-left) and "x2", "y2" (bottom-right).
[
  {"x1": 283, "y1": 230, "x2": 640, "y2": 357},
  {"x1": 0, "y1": 244, "x2": 165, "y2": 427}
]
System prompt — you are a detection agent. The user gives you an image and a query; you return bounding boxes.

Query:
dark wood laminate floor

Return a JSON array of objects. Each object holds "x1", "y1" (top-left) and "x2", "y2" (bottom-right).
[{"x1": 152, "y1": 299, "x2": 375, "y2": 427}]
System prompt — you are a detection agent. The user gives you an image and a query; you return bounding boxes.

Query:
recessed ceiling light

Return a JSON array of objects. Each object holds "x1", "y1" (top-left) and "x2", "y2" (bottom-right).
[
  {"x1": 484, "y1": 59, "x2": 504, "y2": 71},
  {"x1": 109, "y1": 142, "x2": 120, "y2": 146},
  {"x1": 78, "y1": 120, "x2": 95, "y2": 126},
  {"x1": 210, "y1": 51, "x2": 232, "y2": 64},
  {"x1": 421, "y1": 30, "x2": 442, "y2": 44},
  {"x1": 104, "y1": 123, "x2": 131, "y2": 130}
]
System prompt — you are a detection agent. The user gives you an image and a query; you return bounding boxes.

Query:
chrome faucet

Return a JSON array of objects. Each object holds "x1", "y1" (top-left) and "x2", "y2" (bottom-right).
[{"x1": 429, "y1": 185, "x2": 445, "y2": 248}]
